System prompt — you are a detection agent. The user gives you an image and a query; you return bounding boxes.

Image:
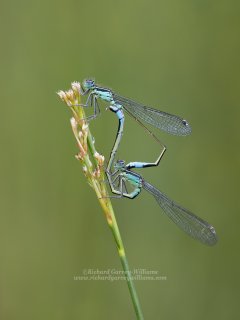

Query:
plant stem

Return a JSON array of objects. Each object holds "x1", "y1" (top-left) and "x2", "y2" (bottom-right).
[{"x1": 58, "y1": 83, "x2": 144, "y2": 320}]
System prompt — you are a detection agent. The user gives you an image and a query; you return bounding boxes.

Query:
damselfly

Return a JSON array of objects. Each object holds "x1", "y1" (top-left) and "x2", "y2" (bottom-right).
[
  {"x1": 78, "y1": 79, "x2": 191, "y2": 178},
  {"x1": 79, "y1": 79, "x2": 191, "y2": 137},
  {"x1": 108, "y1": 159, "x2": 217, "y2": 246}
]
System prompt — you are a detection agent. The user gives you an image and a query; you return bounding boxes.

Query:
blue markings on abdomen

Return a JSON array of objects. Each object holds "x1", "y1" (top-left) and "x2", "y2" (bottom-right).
[
  {"x1": 109, "y1": 104, "x2": 124, "y2": 120},
  {"x1": 127, "y1": 162, "x2": 149, "y2": 169},
  {"x1": 116, "y1": 109, "x2": 124, "y2": 120}
]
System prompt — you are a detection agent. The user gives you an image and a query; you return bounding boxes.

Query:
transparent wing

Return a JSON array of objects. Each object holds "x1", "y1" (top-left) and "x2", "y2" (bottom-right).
[
  {"x1": 113, "y1": 93, "x2": 191, "y2": 136},
  {"x1": 143, "y1": 180, "x2": 217, "y2": 245}
]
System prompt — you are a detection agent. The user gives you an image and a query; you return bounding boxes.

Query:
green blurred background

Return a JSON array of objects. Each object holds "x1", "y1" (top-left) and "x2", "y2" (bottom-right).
[{"x1": 1, "y1": 0, "x2": 239, "y2": 319}]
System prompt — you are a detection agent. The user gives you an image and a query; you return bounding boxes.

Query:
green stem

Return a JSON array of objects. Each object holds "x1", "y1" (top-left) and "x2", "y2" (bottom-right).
[
  {"x1": 98, "y1": 197, "x2": 144, "y2": 320},
  {"x1": 110, "y1": 216, "x2": 144, "y2": 320},
  {"x1": 120, "y1": 255, "x2": 144, "y2": 320},
  {"x1": 59, "y1": 84, "x2": 144, "y2": 319}
]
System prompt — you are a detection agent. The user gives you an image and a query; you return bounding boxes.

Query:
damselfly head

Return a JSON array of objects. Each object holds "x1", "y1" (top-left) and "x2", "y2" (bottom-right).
[
  {"x1": 83, "y1": 79, "x2": 95, "y2": 90},
  {"x1": 114, "y1": 160, "x2": 125, "y2": 170}
]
